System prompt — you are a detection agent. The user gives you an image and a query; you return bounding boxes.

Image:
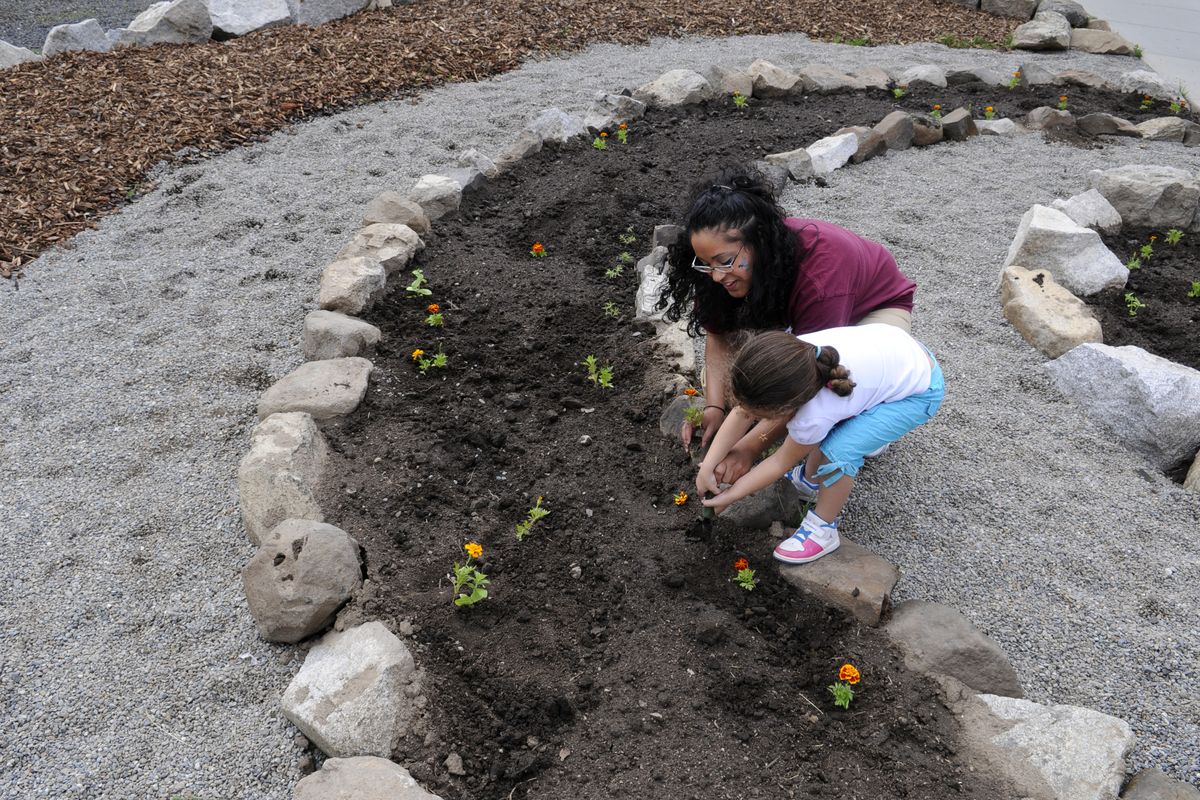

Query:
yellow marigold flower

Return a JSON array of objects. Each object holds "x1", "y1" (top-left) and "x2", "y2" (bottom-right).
[
  {"x1": 1150, "y1": 235, "x2": 1158, "y2": 241},
  {"x1": 1013, "y1": 70, "x2": 1021, "y2": 77},
  {"x1": 673, "y1": 491, "x2": 688, "y2": 506},
  {"x1": 411, "y1": 348, "x2": 425, "y2": 360},
  {"x1": 985, "y1": 106, "x2": 994, "y2": 112},
  {"x1": 427, "y1": 303, "x2": 440, "y2": 314},
  {"x1": 839, "y1": 663, "x2": 861, "y2": 685},
  {"x1": 464, "y1": 542, "x2": 482, "y2": 559},
  {"x1": 618, "y1": 123, "x2": 628, "y2": 130},
  {"x1": 1059, "y1": 95, "x2": 1068, "y2": 101},
  {"x1": 600, "y1": 131, "x2": 608, "y2": 137}
]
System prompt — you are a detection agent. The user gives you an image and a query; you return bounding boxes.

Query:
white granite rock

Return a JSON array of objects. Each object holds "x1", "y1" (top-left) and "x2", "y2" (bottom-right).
[
  {"x1": 1046, "y1": 344, "x2": 1200, "y2": 471},
  {"x1": 407, "y1": 174, "x2": 462, "y2": 222},
  {"x1": 0, "y1": 40, "x2": 42, "y2": 68},
  {"x1": 1000, "y1": 266, "x2": 1103, "y2": 358},
  {"x1": 1012, "y1": 11, "x2": 1071, "y2": 50},
  {"x1": 337, "y1": 223, "x2": 424, "y2": 278},
  {"x1": 1115, "y1": 70, "x2": 1181, "y2": 102},
  {"x1": 303, "y1": 310, "x2": 381, "y2": 360},
  {"x1": 977, "y1": 118, "x2": 1026, "y2": 136},
  {"x1": 1002, "y1": 204, "x2": 1127, "y2": 296},
  {"x1": 1050, "y1": 189, "x2": 1122, "y2": 235},
  {"x1": 318, "y1": 256, "x2": 386, "y2": 316},
  {"x1": 747, "y1": 59, "x2": 800, "y2": 97},
  {"x1": 293, "y1": 757, "x2": 444, "y2": 800},
  {"x1": 1087, "y1": 165, "x2": 1200, "y2": 230},
  {"x1": 42, "y1": 19, "x2": 112, "y2": 57},
  {"x1": 209, "y1": 0, "x2": 292, "y2": 37},
  {"x1": 281, "y1": 622, "x2": 418, "y2": 758},
  {"x1": 898, "y1": 64, "x2": 947, "y2": 88},
  {"x1": 806, "y1": 132, "x2": 859, "y2": 176},
  {"x1": 633, "y1": 69, "x2": 714, "y2": 108},
  {"x1": 285, "y1": 0, "x2": 370, "y2": 26},
  {"x1": 257, "y1": 357, "x2": 373, "y2": 421},
  {"x1": 362, "y1": 191, "x2": 430, "y2": 234},
  {"x1": 237, "y1": 412, "x2": 328, "y2": 546},
  {"x1": 583, "y1": 92, "x2": 647, "y2": 133},
  {"x1": 525, "y1": 107, "x2": 587, "y2": 145},
  {"x1": 111, "y1": 0, "x2": 213, "y2": 45}
]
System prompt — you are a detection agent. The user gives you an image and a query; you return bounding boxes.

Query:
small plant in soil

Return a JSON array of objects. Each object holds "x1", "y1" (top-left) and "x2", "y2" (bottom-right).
[
  {"x1": 1141, "y1": 235, "x2": 1157, "y2": 261},
  {"x1": 406, "y1": 269, "x2": 432, "y2": 296},
  {"x1": 829, "y1": 663, "x2": 861, "y2": 709},
  {"x1": 1165, "y1": 228, "x2": 1184, "y2": 246},
  {"x1": 616, "y1": 123, "x2": 629, "y2": 144},
  {"x1": 617, "y1": 251, "x2": 635, "y2": 266},
  {"x1": 515, "y1": 496, "x2": 549, "y2": 541},
  {"x1": 891, "y1": 87, "x2": 905, "y2": 99},
  {"x1": 1007, "y1": 70, "x2": 1021, "y2": 90},
  {"x1": 451, "y1": 542, "x2": 489, "y2": 607},
  {"x1": 1140, "y1": 94, "x2": 1153, "y2": 111},
  {"x1": 618, "y1": 226, "x2": 637, "y2": 246},
  {"x1": 584, "y1": 355, "x2": 614, "y2": 389},
  {"x1": 1134, "y1": 43, "x2": 1144, "y2": 59},
  {"x1": 1170, "y1": 100, "x2": 1183, "y2": 114},
  {"x1": 1187, "y1": 281, "x2": 1200, "y2": 299},
  {"x1": 425, "y1": 303, "x2": 444, "y2": 327},
  {"x1": 592, "y1": 132, "x2": 608, "y2": 150},
  {"x1": 929, "y1": 104, "x2": 942, "y2": 120},
  {"x1": 602, "y1": 302, "x2": 620, "y2": 318},
  {"x1": 412, "y1": 346, "x2": 448, "y2": 374},
  {"x1": 683, "y1": 404, "x2": 704, "y2": 429},
  {"x1": 731, "y1": 92, "x2": 749, "y2": 109},
  {"x1": 983, "y1": 105, "x2": 996, "y2": 120},
  {"x1": 530, "y1": 242, "x2": 547, "y2": 258},
  {"x1": 1125, "y1": 292, "x2": 1146, "y2": 317},
  {"x1": 1126, "y1": 255, "x2": 1142, "y2": 271},
  {"x1": 604, "y1": 264, "x2": 624, "y2": 279},
  {"x1": 733, "y1": 558, "x2": 756, "y2": 591},
  {"x1": 1057, "y1": 94, "x2": 1068, "y2": 110},
  {"x1": 673, "y1": 490, "x2": 688, "y2": 507}
]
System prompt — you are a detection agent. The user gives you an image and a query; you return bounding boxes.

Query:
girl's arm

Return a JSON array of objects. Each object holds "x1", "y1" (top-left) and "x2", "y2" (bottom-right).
[
  {"x1": 703, "y1": 435, "x2": 818, "y2": 512},
  {"x1": 713, "y1": 416, "x2": 788, "y2": 486},
  {"x1": 696, "y1": 406, "x2": 754, "y2": 495}
]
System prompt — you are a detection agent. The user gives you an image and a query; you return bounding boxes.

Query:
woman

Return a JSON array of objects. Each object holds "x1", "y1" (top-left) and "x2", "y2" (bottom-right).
[{"x1": 660, "y1": 164, "x2": 917, "y2": 483}]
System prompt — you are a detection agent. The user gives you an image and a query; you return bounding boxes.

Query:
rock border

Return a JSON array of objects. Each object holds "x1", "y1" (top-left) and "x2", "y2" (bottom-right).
[{"x1": 230, "y1": 53, "x2": 1198, "y2": 798}]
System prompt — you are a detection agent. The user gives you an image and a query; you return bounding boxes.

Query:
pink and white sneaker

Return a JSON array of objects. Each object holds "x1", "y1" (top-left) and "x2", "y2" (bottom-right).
[{"x1": 773, "y1": 511, "x2": 840, "y2": 564}]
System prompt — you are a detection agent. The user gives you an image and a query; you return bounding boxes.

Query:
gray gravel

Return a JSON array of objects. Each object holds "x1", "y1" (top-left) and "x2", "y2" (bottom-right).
[
  {"x1": 2, "y1": 30, "x2": 1198, "y2": 798},
  {"x1": 0, "y1": 1, "x2": 151, "y2": 50}
]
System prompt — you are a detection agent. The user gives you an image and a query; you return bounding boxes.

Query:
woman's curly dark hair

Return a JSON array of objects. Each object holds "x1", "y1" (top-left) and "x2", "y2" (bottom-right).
[{"x1": 658, "y1": 164, "x2": 801, "y2": 337}]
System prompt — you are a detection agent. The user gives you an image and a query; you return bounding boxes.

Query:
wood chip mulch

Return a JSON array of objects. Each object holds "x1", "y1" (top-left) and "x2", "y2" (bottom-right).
[{"x1": 0, "y1": 0, "x2": 1015, "y2": 277}]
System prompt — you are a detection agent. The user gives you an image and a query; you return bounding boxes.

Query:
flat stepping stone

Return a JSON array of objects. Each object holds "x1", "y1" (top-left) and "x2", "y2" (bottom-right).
[
  {"x1": 1000, "y1": 265, "x2": 1103, "y2": 359},
  {"x1": 771, "y1": 522, "x2": 898, "y2": 625},
  {"x1": 294, "y1": 756, "x2": 444, "y2": 799},
  {"x1": 257, "y1": 357, "x2": 372, "y2": 421},
  {"x1": 1121, "y1": 768, "x2": 1200, "y2": 799}
]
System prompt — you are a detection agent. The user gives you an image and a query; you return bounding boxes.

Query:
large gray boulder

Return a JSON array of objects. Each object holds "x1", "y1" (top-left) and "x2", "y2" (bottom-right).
[
  {"x1": 318, "y1": 256, "x2": 386, "y2": 316},
  {"x1": 524, "y1": 108, "x2": 585, "y2": 145},
  {"x1": 285, "y1": 0, "x2": 370, "y2": 26},
  {"x1": 806, "y1": 132, "x2": 858, "y2": 176},
  {"x1": 874, "y1": 110, "x2": 914, "y2": 150},
  {"x1": 257, "y1": 357, "x2": 373, "y2": 421},
  {"x1": 303, "y1": 310, "x2": 381, "y2": 361},
  {"x1": 362, "y1": 191, "x2": 430, "y2": 234},
  {"x1": 1050, "y1": 189, "x2": 1122, "y2": 235},
  {"x1": 294, "y1": 757, "x2": 444, "y2": 800},
  {"x1": 336, "y1": 223, "x2": 424, "y2": 278},
  {"x1": 0, "y1": 40, "x2": 42, "y2": 68},
  {"x1": 911, "y1": 114, "x2": 944, "y2": 147},
  {"x1": 42, "y1": 19, "x2": 112, "y2": 57},
  {"x1": 885, "y1": 601, "x2": 1023, "y2": 696},
  {"x1": 493, "y1": 129, "x2": 542, "y2": 172},
  {"x1": 208, "y1": 0, "x2": 292, "y2": 37},
  {"x1": 851, "y1": 66, "x2": 890, "y2": 91},
  {"x1": 281, "y1": 621, "x2": 420, "y2": 758},
  {"x1": 1000, "y1": 266, "x2": 1103, "y2": 359},
  {"x1": 243, "y1": 519, "x2": 362, "y2": 643},
  {"x1": 1087, "y1": 165, "x2": 1200, "y2": 230},
  {"x1": 407, "y1": 174, "x2": 461, "y2": 222},
  {"x1": 774, "y1": 523, "x2": 899, "y2": 626},
  {"x1": 633, "y1": 69, "x2": 714, "y2": 108},
  {"x1": 1115, "y1": 70, "x2": 1180, "y2": 102},
  {"x1": 1046, "y1": 344, "x2": 1200, "y2": 472},
  {"x1": 1122, "y1": 768, "x2": 1200, "y2": 800},
  {"x1": 959, "y1": 694, "x2": 1135, "y2": 800},
  {"x1": 1070, "y1": 28, "x2": 1136, "y2": 55},
  {"x1": 1078, "y1": 112, "x2": 1141, "y2": 138},
  {"x1": 797, "y1": 64, "x2": 863, "y2": 94},
  {"x1": 763, "y1": 147, "x2": 815, "y2": 181},
  {"x1": 237, "y1": 412, "x2": 328, "y2": 546},
  {"x1": 583, "y1": 92, "x2": 646, "y2": 134},
  {"x1": 1038, "y1": 0, "x2": 1088, "y2": 26},
  {"x1": 897, "y1": 64, "x2": 947, "y2": 89},
  {"x1": 1002, "y1": 205, "x2": 1126, "y2": 296},
  {"x1": 703, "y1": 64, "x2": 753, "y2": 98},
  {"x1": 1024, "y1": 107, "x2": 1076, "y2": 131},
  {"x1": 747, "y1": 59, "x2": 801, "y2": 97},
  {"x1": 110, "y1": 0, "x2": 213, "y2": 45},
  {"x1": 1135, "y1": 117, "x2": 1189, "y2": 142},
  {"x1": 940, "y1": 108, "x2": 978, "y2": 141},
  {"x1": 1013, "y1": 11, "x2": 1071, "y2": 50},
  {"x1": 981, "y1": 0, "x2": 1037, "y2": 18},
  {"x1": 1057, "y1": 69, "x2": 1110, "y2": 89}
]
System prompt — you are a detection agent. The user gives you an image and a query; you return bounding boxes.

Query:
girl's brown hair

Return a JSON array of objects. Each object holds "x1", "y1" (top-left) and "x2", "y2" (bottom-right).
[{"x1": 729, "y1": 331, "x2": 855, "y2": 417}]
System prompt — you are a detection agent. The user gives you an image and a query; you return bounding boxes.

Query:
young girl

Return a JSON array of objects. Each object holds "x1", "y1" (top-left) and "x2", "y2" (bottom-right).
[{"x1": 696, "y1": 325, "x2": 944, "y2": 564}]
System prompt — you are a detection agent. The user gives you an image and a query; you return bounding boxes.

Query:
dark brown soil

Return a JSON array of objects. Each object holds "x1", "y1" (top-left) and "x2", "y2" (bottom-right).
[
  {"x1": 308, "y1": 87, "x2": 1092, "y2": 799},
  {"x1": 1089, "y1": 229, "x2": 1200, "y2": 373}
]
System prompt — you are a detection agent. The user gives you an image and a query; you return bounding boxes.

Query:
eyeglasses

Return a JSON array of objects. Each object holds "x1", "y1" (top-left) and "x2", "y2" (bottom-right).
[{"x1": 690, "y1": 242, "x2": 745, "y2": 274}]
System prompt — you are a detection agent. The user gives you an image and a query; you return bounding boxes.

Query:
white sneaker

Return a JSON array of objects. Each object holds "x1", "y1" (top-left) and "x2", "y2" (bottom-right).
[
  {"x1": 773, "y1": 511, "x2": 840, "y2": 564},
  {"x1": 784, "y1": 463, "x2": 820, "y2": 502}
]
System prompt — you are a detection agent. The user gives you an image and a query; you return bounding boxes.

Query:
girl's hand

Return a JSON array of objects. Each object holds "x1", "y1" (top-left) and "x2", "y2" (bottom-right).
[
  {"x1": 714, "y1": 449, "x2": 753, "y2": 486},
  {"x1": 701, "y1": 491, "x2": 732, "y2": 516},
  {"x1": 695, "y1": 466, "x2": 721, "y2": 497}
]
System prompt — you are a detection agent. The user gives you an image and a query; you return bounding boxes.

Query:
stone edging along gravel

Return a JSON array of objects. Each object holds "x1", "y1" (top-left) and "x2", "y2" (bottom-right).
[{"x1": 232, "y1": 53, "x2": 1198, "y2": 796}]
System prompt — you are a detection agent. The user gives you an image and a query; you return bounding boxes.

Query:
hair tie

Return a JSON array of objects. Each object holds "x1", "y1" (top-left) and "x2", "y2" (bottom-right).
[
  {"x1": 826, "y1": 381, "x2": 834, "y2": 390},
  {"x1": 813, "y1": 345, "x2": 822, "y2": 359}
]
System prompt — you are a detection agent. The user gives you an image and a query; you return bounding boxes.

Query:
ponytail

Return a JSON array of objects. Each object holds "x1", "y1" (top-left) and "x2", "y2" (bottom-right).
[{"x1": 729, "y1": 332, "x2": 855, "y2": 417}]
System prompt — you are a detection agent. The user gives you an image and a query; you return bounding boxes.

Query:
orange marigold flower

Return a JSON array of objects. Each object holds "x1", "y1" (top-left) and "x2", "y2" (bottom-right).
[
  {"x1": 1059, "y1": 95, "x2": 1068, "y2": 101},
  {"x1": 427, "y1": 303, "x2": 440, "y2": 314},
  {"x1": 683, "y1": 387, "x2": 698, "y2": 396},
  {"x1": 932, "y1": 104, "x2": 941, "y2": 110},
  {"x1": 464, "y1": 542, "x2": 483, "y2": 559},
  {"x1": 618, "y1": 123, "x2": 628, "y2": 130},
  {"x1": 1150, "y1": 235, "x2": 1158, "y2": 241},
  {"x1": 531, "y1": 242, "x2": 546, "y2": 255},
  {"x1": 839, "y1": 663, "x2": 861, "y2": 684},
  {"x1": 673, "y1": 491, "x2": 688, "y2": 506},
  {"x1": 734, "y1": 557, "x2": 749, "y2": 571},
  {"x1": 411, "y1": 348, "x2": 425, "y2": 360},
  {"x1": 1013, "y1": 70, "x2": 1021, "y2": 77},
  {"x1": 600, "y1": 131, "x2": 608, "y2": 138},
  {"x1": 985, "y1": 106, "x2": 994, "y2": 112}
]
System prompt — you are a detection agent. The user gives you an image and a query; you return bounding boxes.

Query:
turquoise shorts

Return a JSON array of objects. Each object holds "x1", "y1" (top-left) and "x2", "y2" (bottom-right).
[{"x1": 812, "y1": 350, "x2": 945, "y2": 486}]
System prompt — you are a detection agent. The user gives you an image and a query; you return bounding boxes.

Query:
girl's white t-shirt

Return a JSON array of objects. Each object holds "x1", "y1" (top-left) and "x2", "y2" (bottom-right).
[{"x1": 785, "y1": 324, "x2": 933, "y2": 444}]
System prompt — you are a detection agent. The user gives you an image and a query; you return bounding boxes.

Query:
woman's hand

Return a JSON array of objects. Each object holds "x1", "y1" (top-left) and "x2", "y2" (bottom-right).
[
  {"x1": 695, "y1": 464, "x2": 721, "y2": 497},
  {"x1": 682, "y1": 405, "x2": 725, "y2": 453},
  {"x1": 700, "y1": 490, "x2": 732, "y2": 516}
]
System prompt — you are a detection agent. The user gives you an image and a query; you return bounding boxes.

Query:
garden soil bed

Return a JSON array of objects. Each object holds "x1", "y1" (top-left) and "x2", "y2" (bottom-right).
[
  {"x1": 1090, "y1": 229, "x2": 1200, "y2": 374},
  {"x1": 319, "y1": 86, "x2": 1148, "y2": 799}
]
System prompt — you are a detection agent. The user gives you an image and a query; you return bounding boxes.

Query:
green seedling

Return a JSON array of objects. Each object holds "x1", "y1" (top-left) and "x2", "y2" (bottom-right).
[
  {"x1": 617, "y1": 251, "x2": 635, "y2": 265},
  {"x1": 732, "y1": 92, "x2": 749, "y2": 109},
  {"x1": 1170, "y1": 100, "x2": 1183, "y2": 114},
  {"x1": 1140, "y1": 240, "x2": 1155, "y2": 261},
  {"x1": 604, "y1": 264, "x2": 624, "y2": 279},
  {"x1": 832, "y1": 35, "x2": 869, "y2": 46},
  {"x1": 618, "y1": 226, "x2": 637, "y2": 246},
  {"x1": 984, "y1": 105, "x2": 996, "y2": 120},
  {"x1": 451, "y1": 543, "x2": 489, "y2": 607},
  {"x1": 1007, "y1": 70, "x2": 1021, "y2": 90},
  {"x1": 1187, "y1": 281, "x2": 1200, "y2": 299},
  {"x1": 1134, "y1": 44, "x2": 1143, "y2": 59},
  {"x1": 1125, "y1": 256, "x2": 1142, "y2": 271},
  {"x1": 683, "y1": 405, "x2": 705, "y2": 428},
  {"x1": 616, "y1": 124, "x2": 629, "y2": 144},
  {"x1": 938, "y1": 34, "x2": 997, "y2": 50},
  {"x1": 515, "y1": 496, "x2": 549, "y2": 541},
  {"x1": 1057, "y1": 94, "x2": 1068, "y2": 110},
  {"x1": 584, "y1": 355, "x2": 614, "y2": 389},
  {"x1": 891, "y1": 87, "x2": 906, "y2": 99},
  {"x1": 602, "y1": 301, "x2": 620, "y2": 318},
  {"x1": 1165, "y1": 228, "x2": 1183, "y2": 246},
  {"x1": 411, "y1": 346, "x2": 448, "y2": 374},
  {"x1": 592, "y1": 134, "x2": 608, "y2": 150},
  {"x1": 406, "y1": 269, "x2": 432, "y2": 296},
  {"x1": 1125, "y1": 292, "x2": 1145, "y2": 317},
  {"x1": 930, "y1": 104, "x2": 943, "y2": 120}
]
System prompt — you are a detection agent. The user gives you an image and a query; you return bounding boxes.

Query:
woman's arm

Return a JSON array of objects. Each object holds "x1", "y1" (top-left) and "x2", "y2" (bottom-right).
[
  {"x1": 683, "y1": 332, "x2": 732, "y2": 450},
  {"x1": 703, "y1": 435, "x2": 817, "y2": 511},
  {"x1": 696, "y1": 406, "x2": 754, "y2": 495}
]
